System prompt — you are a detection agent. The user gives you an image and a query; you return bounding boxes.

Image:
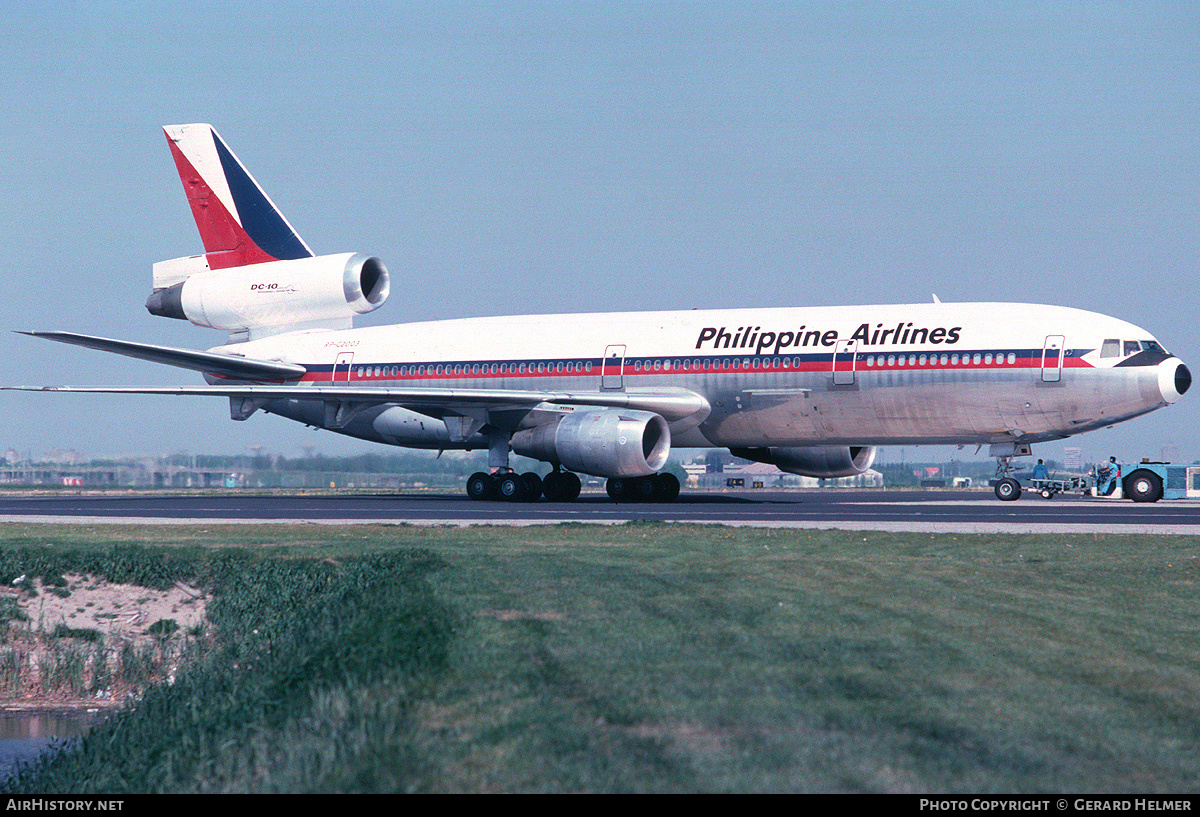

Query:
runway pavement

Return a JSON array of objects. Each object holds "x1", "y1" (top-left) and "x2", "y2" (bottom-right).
[{"x1": 2, "y1": 489, "x2": 1199, "y2": 533}]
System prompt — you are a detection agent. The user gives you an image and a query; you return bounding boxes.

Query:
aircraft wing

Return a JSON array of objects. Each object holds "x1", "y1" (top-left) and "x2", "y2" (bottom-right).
[
  {"x1": 15, "y1": 331, "x2": 307, "y2": 381},
  {"x1": 9, "y1": 330, "x2": 710, "y2": 432},
  {"x1": 3, "y1": 383, "x2": 712, "y2": 427}
]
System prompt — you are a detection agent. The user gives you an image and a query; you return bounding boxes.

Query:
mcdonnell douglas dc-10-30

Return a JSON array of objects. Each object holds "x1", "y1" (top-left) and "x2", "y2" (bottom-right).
[{"x1": 10, "y1": 125, "x2": 1192, "y2": 502}]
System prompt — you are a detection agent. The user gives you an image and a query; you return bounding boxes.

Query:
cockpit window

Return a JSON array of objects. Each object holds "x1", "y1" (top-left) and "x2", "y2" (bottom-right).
[
  {"x1": 1100, "y1": 339, "x2": 1120, "y2": 358},
  {"x1": 1143, "y1": 340, "x2": 1164, "y2": 354},
  {"x1": 1124, "y1": 340, "x2": 1141, "y2": 356}
]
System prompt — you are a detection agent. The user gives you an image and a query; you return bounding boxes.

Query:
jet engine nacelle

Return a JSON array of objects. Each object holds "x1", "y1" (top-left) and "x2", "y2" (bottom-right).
[
  {"x1": 146, "y1": 252, "x2": 390, "y2": 333},
  {"x1": 730, "y1": 445, "x2": 877, "y2": 478},
  {"x1": 511, "y1": 409, "x2": 671, "y2": 478}
]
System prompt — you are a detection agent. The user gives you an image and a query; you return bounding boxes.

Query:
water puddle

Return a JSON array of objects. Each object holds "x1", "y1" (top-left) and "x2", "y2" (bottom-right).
[{"x1": 0, "y1": 710, "x2": 106, "y2": 779}]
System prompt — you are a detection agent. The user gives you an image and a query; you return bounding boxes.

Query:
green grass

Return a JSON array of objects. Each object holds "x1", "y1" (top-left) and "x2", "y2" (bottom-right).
[{"x1": 0, "y1": 523, "x2": 1197, "y2": 792}]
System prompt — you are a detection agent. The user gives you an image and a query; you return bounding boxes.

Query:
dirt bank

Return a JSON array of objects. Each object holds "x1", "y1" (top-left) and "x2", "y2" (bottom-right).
[{"x1": 0, "y1": 575, "x2": 207, "y2": 709}]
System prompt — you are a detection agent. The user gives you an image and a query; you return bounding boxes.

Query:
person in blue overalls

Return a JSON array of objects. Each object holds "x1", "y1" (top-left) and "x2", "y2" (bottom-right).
[
  {"x1": 1031, "y1": 459, "x2": 1048, "y2": 483},
  {"x1": 1096, "y1": 456, "x2": 1120, "y2": 496}
]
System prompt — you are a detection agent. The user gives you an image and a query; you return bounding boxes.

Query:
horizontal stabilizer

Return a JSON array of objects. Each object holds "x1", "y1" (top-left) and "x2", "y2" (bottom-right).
[{"x1": 15, "y1": 331, "x2": 307, "y2": 381}]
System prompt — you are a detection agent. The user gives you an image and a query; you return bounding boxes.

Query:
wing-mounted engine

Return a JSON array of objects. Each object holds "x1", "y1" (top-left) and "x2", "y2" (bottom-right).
[
  {"x1": 146, "y1": 252, "x2": 389, "y2": 340},
  {"x1": 511, "y1": 409, "x2": 671, "y2": 478},
  {"x1": 730, "y1": 445, "x2": 877, "y2": 478}
]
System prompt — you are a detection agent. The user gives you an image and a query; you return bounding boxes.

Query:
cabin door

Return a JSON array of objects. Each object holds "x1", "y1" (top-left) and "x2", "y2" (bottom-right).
[
  {"x1": 1041, "y1": 335, "x2": 1064, "y2": 383},
  {"x1": 332, "y1": 352, "x2": 354, "y2": 383},
  {"x1": 832, "y1": 339, "x2": 857, "y2": 385},
  {"x1": 602, "y1": 345, "x2": 626, "y2": 390}
]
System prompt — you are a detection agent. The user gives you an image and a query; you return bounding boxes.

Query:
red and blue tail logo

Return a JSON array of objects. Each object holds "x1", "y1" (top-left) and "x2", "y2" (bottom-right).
[{"x1": 163, "y1": 124, "x2": 313, "y2": 270}]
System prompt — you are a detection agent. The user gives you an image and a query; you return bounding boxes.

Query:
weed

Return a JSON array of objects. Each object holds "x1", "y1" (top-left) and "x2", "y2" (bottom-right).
[
  {"x1": 3, "y1": 525, "x2": 1200, "y2": 793},
  {"x1": 0, "y1": 649, "x2": 23, "y2": 694},
  {"x1": 0, "y1": 597, "x2": 27, "y2": 623},
  {"x1": 90, "y1": 643, "x2": 110, "y2": 694},
  {"x1": 146, "y1": 619, "x2": 178, "y2": 641},
  {"x1": 49, "y1": 625, "x2": 102, "y2": 643}
]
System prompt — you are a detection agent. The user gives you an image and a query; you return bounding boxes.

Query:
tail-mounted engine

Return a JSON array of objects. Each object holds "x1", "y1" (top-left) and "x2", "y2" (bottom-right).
[
  {"x1": 146, "y1": 252, "x2": 389, "y2": 338},
  {"x1": 730, "y1": 445, "x2": 877, "y2": 478}
]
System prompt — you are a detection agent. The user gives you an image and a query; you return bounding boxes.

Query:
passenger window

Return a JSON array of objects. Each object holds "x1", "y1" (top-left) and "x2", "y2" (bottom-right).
[
  {"x1": 1124, "y1": 340, "x2": 1141, "y2": 356},
  {"x1": 1101, "y1": 339, "x2": 1120, "y2": 358}
]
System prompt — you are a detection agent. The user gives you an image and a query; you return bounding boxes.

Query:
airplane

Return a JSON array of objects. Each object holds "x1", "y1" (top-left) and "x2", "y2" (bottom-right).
[{"x1": 8, "y1": 124, "x2": 1192, "y2": 503}]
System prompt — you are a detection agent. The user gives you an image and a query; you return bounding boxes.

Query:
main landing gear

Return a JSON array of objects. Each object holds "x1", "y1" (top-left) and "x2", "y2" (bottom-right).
[
  {"x1": 465, "y1": 428, "x2": 679, "y2": 503},
  {"x1": 466, "y1": 469, "x2": 582, "y2": 502},
  {"x1": 605, "y1": 472, "x2": 680, "y2": 503},
  {"x1": 465, "y1": 470, "x2": 681, "y2": 503}
]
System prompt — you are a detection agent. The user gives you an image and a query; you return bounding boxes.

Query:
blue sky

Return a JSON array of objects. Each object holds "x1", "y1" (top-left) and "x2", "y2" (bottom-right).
[{"x1": 2, "y1": 2, "x2": 1198, "y2": 467}]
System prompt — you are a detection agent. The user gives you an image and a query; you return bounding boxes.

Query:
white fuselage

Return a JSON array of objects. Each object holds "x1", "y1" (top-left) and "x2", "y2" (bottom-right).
[{"x1": 210, "y1": 301, "x2": 1187, "y2": 452}]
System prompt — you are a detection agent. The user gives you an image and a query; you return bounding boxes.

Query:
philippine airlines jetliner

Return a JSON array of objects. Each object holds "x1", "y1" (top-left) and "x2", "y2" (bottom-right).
[{"x1": 11, "y1": 125, "x2": 1192, "y2": 502}]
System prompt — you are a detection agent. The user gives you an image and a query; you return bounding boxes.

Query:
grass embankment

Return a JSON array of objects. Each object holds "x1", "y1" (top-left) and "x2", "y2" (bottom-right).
[{"x1": 0, "y1": 523, "x2": 1197, "y2": 793}]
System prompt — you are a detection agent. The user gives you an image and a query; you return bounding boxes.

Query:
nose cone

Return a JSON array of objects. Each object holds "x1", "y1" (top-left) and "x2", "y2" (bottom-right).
[{"x1": 1157, "y1": 358, "x2": 1191, "y2": 403}]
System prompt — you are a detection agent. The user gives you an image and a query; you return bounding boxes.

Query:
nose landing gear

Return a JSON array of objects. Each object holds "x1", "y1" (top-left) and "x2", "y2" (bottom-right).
[{"x1": 991, "y1": 442, "x2": 1031, "y2": 501}]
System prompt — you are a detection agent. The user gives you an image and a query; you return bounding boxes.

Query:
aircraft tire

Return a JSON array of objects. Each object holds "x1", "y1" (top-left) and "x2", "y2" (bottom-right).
[
  {"x1": 994, "y1": 478, "x2": 1022, "y2": 501},
  {"x1": 466, "y1": 472, "x2": 495, "y2": 501},
  {"x1": 631, "y1": 475, "x2": 661, "y2": 501},
  {"x1": 542, "y1": 472, "x2": 565, "y2": 502},
  {"x1": 496, "y1": 473, "x2": 526, "y2": 502},
  {"x1": 606, "y1": 477, "x2": 629, "y2": 502},
  {"x1": 1124, "y1": 470, "x2": 1163, "y2": 503},
  {"x1": 522, "y1": 472, "x2": 543, "y2": 502},
  {"x1": 657, "y1": 472, "x2": 681, "y2": 502},
  {"x1": 543, "y1": 471, "x2": 581, "y2": 502}
]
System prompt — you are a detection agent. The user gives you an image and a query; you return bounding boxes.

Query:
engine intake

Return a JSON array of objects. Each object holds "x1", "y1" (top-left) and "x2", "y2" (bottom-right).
[
  {"x1": 147, "y1": 252, "x2": 389, "y2": 334},
  {"x1": 511, "y1": 410, "x2": 670, "y2": 478},
  {"x1": 730, "y1": 445, "x2": 877, "y2": 478}
]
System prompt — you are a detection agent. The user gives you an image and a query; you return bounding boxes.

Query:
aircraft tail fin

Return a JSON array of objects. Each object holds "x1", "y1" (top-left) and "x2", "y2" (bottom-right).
[{"x1": 163, "y1": 124, "x2": 314, "y2": 270}]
